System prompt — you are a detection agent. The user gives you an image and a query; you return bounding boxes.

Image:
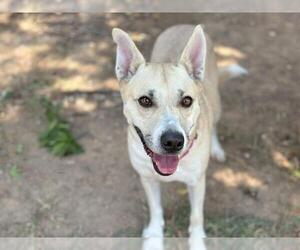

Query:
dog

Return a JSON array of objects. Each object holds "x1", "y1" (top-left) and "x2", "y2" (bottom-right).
[{"x1": 112, "y1": 24, "x2": 246, "y2": 250}]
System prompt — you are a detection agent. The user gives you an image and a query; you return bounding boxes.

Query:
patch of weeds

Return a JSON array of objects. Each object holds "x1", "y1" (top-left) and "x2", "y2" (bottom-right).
[
  {"x1": 1, "y1": 88, "x2": 14, "y2": 100},
  {"x1": 165, "y1": 203, "x2": 189, "y2": 237},
  {"x1": 39, "y1": 98, "x2": 83, "y2": 157},
  {"x1": 9, "y1": 164, "x2": 22, "y2": 179},
  {"x1": 277, "y1": 216, "x2": 300, "y2": 236},
  {"x1": 291, "y1": 169, "x2": 300, "y2": 180},
  {"x1": 164, "y1": 203, "x2": 300, "y2": 237},
  {"x1": 205, "y1": 216, "x2": 273, "y2": 237}
]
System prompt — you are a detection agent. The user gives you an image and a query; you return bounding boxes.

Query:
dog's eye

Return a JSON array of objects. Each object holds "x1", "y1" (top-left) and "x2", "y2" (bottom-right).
[
  {"x1": 180, "y1": 96, "x2": 193, "y2": 108},
  {"x1": 138, "y1": 96, "x2": 153, "y2": 108}
]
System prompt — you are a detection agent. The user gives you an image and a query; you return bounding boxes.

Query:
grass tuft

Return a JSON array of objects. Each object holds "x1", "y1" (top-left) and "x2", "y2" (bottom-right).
[
  {"x1": 39, "y1": 98, "x2": 83, "y2": 157},
  {"x1": 9, "y1": 164, "x2": 22, "y2": 179},
  {"x1": 164, "y1": 202, "x2": 300, "y2": 237}
]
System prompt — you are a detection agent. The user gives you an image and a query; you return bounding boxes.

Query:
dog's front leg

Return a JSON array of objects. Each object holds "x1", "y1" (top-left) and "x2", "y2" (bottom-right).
[
  {"x1": 141, "y1": 177, "x2": 164, "y2": 250},
  {"x1": 187, "y1": 174, "x2": 207, "y2": 250},
  {"x1": 141, "y1": 177, "x2": 164, "y2": 237}
]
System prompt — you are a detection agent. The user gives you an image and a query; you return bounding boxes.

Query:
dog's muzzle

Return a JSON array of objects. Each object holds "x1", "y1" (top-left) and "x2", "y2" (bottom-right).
[{"x1": 133, "y1": 125, "x2": 197, "y2": 176}]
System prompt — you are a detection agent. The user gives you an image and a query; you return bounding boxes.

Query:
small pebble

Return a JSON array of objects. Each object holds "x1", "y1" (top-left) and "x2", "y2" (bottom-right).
[
  {"x1": 65, "y1": 160, "x2": 75, "y2": 165},
  {"x1": 268, "y1": 30, "x2": 277, "y2": 37},
  {"x1": 244, "y1": 152, "x2": 251, "y2": 159}
]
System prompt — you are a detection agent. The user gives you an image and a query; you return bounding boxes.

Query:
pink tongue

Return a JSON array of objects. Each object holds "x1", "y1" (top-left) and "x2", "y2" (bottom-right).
[{"x1": 153, "y1": 153, "x2": 179, "y2": 175}]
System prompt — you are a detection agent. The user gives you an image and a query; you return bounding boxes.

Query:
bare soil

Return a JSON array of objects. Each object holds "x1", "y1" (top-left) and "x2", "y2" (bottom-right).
[{"x1": 0, "y1": 13, "x2": 299, "y2": 237}]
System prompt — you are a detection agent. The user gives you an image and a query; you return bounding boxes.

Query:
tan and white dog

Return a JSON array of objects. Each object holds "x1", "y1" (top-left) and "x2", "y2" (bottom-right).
[{"x1": 112, "y1": 24, "x2": 246, "y2": 250}]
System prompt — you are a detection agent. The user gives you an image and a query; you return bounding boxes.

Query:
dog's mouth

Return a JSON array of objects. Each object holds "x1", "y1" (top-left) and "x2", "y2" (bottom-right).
[
  {"x1": 145, "y1": 145, "x2": 180, "y2": 176},
  {"x1": 134, "y1": 126, "x2": 184, "y2": 176}
]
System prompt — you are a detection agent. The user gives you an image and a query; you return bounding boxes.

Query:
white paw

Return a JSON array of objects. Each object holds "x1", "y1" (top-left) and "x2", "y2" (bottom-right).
[
  {"x1": 210, "y1": 142, "x2": 226, "y2": 162},
  {"x1": 142, "y1": 237, "x2": 163, "y2": 250},
  {"x1": 189, "y1": 226, "x2": 206, "y2": 238},
  {"x1": 189, "y1": 237, "x2": 206, "y2": 250},
  {"x1": 143, "y1": 224, "x2": 163, "y2": 238},
  {"x1": 189, "y1": 227, "x2": 207, "y2": 250}
]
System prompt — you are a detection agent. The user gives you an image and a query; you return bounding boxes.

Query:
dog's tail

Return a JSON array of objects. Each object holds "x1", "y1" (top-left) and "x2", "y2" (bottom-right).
[{"x1": 218, "y1": 64, "x2": 248, "y2": 82}]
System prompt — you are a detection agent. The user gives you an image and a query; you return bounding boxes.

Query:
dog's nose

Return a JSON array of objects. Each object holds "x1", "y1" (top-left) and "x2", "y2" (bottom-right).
[{"x1": 161, "y1": 131, "x2": 184, "y2": 153}]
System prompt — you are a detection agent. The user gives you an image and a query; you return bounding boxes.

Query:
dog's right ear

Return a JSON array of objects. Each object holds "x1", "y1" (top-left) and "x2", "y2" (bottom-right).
[{"x1": 112, "y1": 28, "x2": 145, "y2": 81}]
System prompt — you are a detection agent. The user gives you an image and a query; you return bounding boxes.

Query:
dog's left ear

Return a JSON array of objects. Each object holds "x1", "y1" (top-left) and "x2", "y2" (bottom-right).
[
  {"x1": 179, "y1": 25, "x2": 207, "y2": 81},
  {"x1": 112, "y1": 28, "x2": 145, "y2": 81}
]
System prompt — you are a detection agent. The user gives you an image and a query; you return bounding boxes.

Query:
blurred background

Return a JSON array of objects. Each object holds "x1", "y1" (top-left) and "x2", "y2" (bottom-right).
[{"x1": 0, "y1": 13, "x2": 299, "y2": 237}]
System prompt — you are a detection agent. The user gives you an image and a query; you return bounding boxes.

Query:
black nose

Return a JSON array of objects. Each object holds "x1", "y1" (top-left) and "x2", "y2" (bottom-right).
[{"x1": 161, "y1": 131, "x2": 184, "y2": 153}]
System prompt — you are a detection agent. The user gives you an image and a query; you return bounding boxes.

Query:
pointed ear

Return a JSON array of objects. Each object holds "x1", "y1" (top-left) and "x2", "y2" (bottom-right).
[
  {"x1": 179, "y1": 25, "x2": 207, "y2": 81},
  {"x1": 112, "y1": 28, "x2": 145, "y2": 81}
]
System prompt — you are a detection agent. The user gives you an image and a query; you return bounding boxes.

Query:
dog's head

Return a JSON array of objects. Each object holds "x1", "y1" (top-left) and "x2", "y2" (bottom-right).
[{"x1": 112, "y1": 26, "x2": 208, "y2": 176}]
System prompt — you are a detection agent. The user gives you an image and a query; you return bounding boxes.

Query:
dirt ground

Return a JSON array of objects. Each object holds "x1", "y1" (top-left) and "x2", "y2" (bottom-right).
[{"x1": 0, "y1": 14, "x2": 299, "y2": 237}]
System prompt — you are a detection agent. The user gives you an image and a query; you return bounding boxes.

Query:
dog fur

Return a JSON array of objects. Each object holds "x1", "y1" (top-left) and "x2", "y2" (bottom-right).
[{"x1": 112, "y1": 24, "x2": 246, "y2": 250}]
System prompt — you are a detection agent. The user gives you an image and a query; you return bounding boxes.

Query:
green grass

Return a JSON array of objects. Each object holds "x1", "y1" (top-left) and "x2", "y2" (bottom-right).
[
  {"x1": 115, "y1": 207, "x2": 300, "y2": 237},
  {"x1": 207, "y1": 215, "x2": 300, "y2": 237},
  {"x1": 39, "y1": 98, "x2": 84, "y2": 157},
  {"x1": 206, "y1": 216, "x2": 274, "y2": 237},
  {"x1": 9, "y1": 164, "x2": 22, "y2": 179},
  {"x1": 164, "y1": 203, "x2": 300, "y2": 237},
  {"x1": 0, "y1": 88, "x2": 14, "y2": 100},
  {"x1": 291, "y1": 169, "x2": 300, "y2": 179}
]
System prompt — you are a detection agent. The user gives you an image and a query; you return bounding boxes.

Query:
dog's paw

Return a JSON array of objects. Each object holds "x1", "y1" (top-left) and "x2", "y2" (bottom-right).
[
  {"x1": 142, "y1": 224, "x2": 164, "y2": 250},
  {"x1": 210, "y1": 141, "x2": 226, "y2": 162},
  {"x1": 142, "y1": 237, "x2": 163, "y2": 250},
  {"x1": 189, "y1": 225, "x2": 206, "y2": 238},
  {"x1": 189, "y1": 237, "x2": 206, "y2": 250},
  {"x1": 142, "y1": 224, "x2": 163, "y2": 238},
  {"x1": 189, "y1": 227, "x2": 206, "y2": 250}
]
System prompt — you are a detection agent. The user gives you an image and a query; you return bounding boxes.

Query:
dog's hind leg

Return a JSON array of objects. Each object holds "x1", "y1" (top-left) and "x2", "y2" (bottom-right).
[
  {"x1": 187, "y1": 175, "x2": 207, "y2": 250},
  {"x1": 210, "y1": 126, "x2": 226, "y2": 162}
]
